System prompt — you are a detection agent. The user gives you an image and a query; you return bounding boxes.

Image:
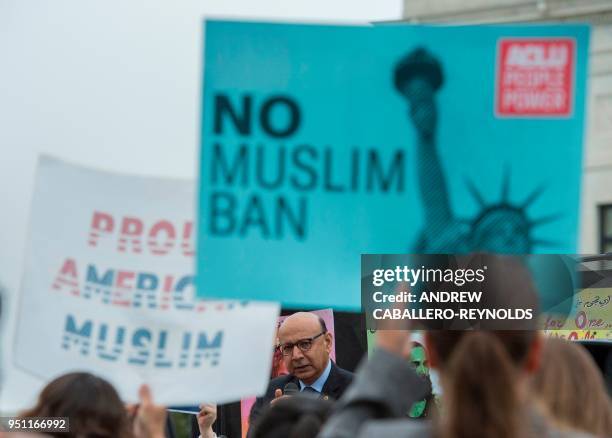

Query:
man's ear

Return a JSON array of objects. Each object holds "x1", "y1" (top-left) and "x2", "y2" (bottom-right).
[
  {"x1": 325, "y1": 332, "x2": 333, "y2": 353},
  {"x1": 424, "y1": 332, "x2": 440, "y2": 369},
  {"x1": 524, "y1": 332, "x2": 543, "y2": 374}
]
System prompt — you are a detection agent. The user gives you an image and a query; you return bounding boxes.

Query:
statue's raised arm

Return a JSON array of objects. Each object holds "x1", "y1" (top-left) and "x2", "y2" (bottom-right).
[
  {"x1": 393, "y1": 48, "x2": 555, "y2": 254},
  {"x1": 394, "y1": 48, "x2": 453, "y2": 244}
]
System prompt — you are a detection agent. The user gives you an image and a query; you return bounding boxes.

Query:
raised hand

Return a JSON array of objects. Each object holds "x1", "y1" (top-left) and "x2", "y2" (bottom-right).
[{"x1": 197, "y1": 403, "x2": 217, "y2": 438}]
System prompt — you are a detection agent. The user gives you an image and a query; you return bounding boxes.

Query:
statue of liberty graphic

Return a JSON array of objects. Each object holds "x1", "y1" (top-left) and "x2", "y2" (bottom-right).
[{"x1": 393, "y1": 48, "x2": 558, "y2": 254}]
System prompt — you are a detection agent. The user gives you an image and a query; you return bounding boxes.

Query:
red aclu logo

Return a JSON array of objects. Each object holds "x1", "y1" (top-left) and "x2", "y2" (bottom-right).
[{"x1": 496, "y1": 38, "x2": 575, "y2": 117}]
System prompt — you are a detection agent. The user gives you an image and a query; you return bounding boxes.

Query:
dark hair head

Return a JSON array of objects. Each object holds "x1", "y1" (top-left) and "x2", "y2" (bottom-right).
[
  {"x1": 423, "y1": 255, "x2": 543, "y2": 438},
  {"x1": 428, "y1": 330, "x2": 536, "y2": 438},
  {"x1": 250, "y1": 394, "x2": 332, "y2": 438},
  {"x1": 20, "y1": 372, "x2": 131, "y2": 438}
]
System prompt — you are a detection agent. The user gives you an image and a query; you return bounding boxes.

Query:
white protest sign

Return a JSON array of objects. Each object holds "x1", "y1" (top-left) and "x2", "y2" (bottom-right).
[{"x1": 13, "y1": 156, "x2": 279, "y2": 405}]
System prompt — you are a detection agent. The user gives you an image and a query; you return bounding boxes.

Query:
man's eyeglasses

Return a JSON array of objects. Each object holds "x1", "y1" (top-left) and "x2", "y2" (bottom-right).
[{"x1": 278, "y1": 331, "x2": 326, "y2": 356}]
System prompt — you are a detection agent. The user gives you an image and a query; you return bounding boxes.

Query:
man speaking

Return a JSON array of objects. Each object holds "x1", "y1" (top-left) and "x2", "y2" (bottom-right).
[{"x1": 248, "y1": 312, "x2": 354, "y2": 433}]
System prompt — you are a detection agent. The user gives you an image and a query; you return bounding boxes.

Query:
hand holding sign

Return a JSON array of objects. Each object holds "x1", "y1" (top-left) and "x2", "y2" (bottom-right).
[
  {"x1": 129, "y1": 384, "x2": 167, "y2": 438},
  {"x1": 197, "y1": 403, "x2": 218, "y2": 438}
]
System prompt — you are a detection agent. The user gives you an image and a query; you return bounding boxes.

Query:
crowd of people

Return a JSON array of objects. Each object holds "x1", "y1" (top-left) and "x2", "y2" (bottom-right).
[{"x1": 1, "y1": 258, "x2": 611, "y2": 438}]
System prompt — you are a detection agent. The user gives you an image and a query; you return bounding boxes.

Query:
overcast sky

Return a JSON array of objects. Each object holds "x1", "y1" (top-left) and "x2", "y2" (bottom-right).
[{"x1": 0, "y1": 0, "x2": 403, "y2": 411}]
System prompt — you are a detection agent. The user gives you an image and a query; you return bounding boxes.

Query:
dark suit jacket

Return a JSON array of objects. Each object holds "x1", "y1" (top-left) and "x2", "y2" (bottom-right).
[{"x1": 247, "y1": 361, "x2": 354, "y2": 436}]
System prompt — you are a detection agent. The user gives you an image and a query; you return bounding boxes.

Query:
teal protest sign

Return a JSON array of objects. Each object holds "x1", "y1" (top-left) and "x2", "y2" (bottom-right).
[{"x1": 197, "y1": 21, "x2": 589, "y2": 310}]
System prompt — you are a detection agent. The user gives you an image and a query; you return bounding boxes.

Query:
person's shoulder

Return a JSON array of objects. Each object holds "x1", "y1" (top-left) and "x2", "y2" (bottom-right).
[
  {"x1": 332, "y1": 362, "x2": 355, "y2": 382},
  {"x1": 357, "y1": 419, "x2": 431, "y2": 438},
  {"x1": 325, "y1": 362, "x2": 354, "y2": 398}
]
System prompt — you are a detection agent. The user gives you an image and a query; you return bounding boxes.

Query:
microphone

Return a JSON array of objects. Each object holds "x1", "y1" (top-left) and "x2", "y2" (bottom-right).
[{"x1": 283, "y1": 382, "x2": 299, "y2": 396}]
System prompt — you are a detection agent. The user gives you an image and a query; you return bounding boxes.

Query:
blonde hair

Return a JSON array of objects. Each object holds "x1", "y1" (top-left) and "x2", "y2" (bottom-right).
[
  {"x1": 428, "y1": 331, "x2": 535, "y2": 438},
  {"x1": 532, "y1": 338, "x2": 612, "y2": 437}
]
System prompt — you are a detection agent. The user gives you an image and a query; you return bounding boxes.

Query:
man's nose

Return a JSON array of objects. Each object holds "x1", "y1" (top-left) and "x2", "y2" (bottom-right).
[{"x1": 291, "y1": 344, "x2": 305, "y2": 360}]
